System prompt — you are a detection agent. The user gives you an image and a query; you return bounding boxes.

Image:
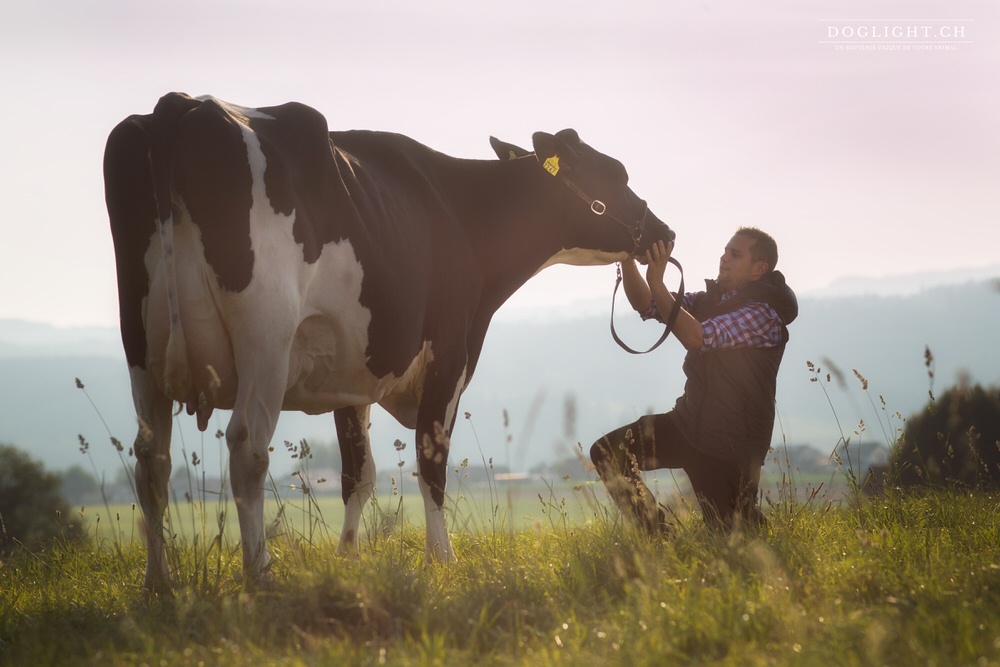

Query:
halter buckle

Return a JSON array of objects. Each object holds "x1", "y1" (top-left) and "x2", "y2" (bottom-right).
[{"x1": 590, "y1": 200, "x2": 607, "y2": 216}]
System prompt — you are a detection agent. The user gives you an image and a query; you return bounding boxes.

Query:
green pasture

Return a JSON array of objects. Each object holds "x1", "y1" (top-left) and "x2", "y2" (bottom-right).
[
  {"x1": 77, "y1": 468, "x2": 839, "y2": 548},
  {"x1": 4, "y1": 484, "x2": 1000, "y2": 666},
  {"x1": 82, "y1": 488, "x2": 592, "y2": 547}
]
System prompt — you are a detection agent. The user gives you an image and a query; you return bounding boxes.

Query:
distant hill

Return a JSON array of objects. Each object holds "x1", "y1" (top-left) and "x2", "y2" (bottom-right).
[
  {"x1": 802, "y1": 264, "x2": 1000, "y2": 299},
  {"x1": 2, "y1": 278, "x2": 998, "y2": 482},
  {"x1": 0, "y1": 320, "x2": 122, "y2": 359}
]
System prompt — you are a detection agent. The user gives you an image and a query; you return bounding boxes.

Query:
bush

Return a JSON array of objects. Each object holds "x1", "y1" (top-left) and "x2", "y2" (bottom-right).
[
  {"x1": 59, "y1": 464, "x2": 101, "y2": 506},
  {"x1": 892, "y1": 384, "x2": 1000, "y2": 488},
  {"x1": 0, "y1": 443, "x2": 82, "y2": 553}
]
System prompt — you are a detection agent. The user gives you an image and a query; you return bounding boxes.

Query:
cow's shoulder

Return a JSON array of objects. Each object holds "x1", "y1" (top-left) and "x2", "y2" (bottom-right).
[
  {"x1": 329, "y1": 129, "x2": 441, "y2": 171},
  {"x1": 255, "y1": 99, "x2": 330, "y2": 136}
]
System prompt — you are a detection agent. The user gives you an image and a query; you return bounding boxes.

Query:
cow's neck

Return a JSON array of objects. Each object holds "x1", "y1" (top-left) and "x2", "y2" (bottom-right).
[{"x1": 455, "y1": 158, "x2": 579, "y2": 315}]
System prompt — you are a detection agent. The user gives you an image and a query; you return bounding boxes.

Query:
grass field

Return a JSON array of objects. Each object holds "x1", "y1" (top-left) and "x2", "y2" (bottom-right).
[
  {"x1": 75, "y1": 478, "x2": 607, "y2": 546},
  {"x1": 3, "y1": 481, "x2": 1000, "y2": 666}
]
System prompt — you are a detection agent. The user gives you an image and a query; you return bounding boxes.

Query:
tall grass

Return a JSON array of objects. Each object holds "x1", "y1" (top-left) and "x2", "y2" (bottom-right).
[
  {"x1": 7, "y1": 366, "x2": 995, "y2": 664},
  {"x1": 2, "y1": 488, "x2": 1000, "y2": 666}
]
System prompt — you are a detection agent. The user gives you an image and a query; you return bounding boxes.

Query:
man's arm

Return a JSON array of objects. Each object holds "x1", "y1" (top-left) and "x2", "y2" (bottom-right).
[
  {"x1": 620, "y1": 258, "x2": 652, "y2": 312},
  {"x1": 645, "y1": 241, "x2": 704, "y2": 352}
]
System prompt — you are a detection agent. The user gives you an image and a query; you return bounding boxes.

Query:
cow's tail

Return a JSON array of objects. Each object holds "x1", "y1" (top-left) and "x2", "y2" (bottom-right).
[{"x1": 149, "y1": 94, "x2": 199, "y2": 400}]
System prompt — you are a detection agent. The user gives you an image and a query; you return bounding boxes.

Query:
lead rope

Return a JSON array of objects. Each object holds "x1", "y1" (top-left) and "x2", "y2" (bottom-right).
[
  {"x1": 551, "y1": 170, "x2": 678, "y2": 352},
  {"x1": 610, "y1": 256, "x2": 685, "y2": 354}
]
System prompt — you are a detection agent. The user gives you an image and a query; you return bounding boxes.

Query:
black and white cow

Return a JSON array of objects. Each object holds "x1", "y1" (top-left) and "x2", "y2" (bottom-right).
[{"x1": 104, "y1": 92, "x2": 674, "y2": 593}]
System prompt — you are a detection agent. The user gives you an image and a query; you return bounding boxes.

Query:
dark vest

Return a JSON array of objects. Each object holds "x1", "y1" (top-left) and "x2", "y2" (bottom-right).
[{"x1": 672, "y1": 271, "x2": 798, "y2": 468}]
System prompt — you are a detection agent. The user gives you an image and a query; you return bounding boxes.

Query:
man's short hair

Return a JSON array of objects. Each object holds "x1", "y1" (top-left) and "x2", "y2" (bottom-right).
[{"x1": 736, "y1": 227, "x2": 778, "y2": 272}]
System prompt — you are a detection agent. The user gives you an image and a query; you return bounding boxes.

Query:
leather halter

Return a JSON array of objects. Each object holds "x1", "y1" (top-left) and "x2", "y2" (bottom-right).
[
  {"x1": 557, "y1": 177, "x2": 648, "y2": 259},
  {"x1": 553, "y1": 173, "x2": 684, "y2": 355}
]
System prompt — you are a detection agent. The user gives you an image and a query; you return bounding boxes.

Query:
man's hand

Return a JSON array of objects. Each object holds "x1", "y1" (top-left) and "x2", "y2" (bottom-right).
[{"x1": 644, "y1": 240, "x2": 674, "y2": 287}]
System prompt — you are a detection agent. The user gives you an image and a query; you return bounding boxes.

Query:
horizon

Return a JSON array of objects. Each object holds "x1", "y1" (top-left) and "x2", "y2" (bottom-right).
[
  {"x1": 1, "y1": 262, "x2": 996, "y2": 331},
  {"x1": 2, "y1": 274, "x2": 998, "y2": 482}
]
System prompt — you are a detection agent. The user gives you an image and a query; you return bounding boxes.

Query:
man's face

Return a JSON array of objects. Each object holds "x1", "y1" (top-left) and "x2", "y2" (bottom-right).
[{"x1": 717, "y1": 234, "x2": 768, "y2": 291}]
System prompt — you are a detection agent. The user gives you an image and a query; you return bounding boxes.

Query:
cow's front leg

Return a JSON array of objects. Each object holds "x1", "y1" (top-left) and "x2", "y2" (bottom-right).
[
  {"x1": 334, "y1": 405, "x2": 375, "y2": 555},
  {"x1": 416, "y1": 363, "x2": 467, "y2": 562},
  {"x1": 417, "y1": 423, "x2": 456, "y2": 561}
]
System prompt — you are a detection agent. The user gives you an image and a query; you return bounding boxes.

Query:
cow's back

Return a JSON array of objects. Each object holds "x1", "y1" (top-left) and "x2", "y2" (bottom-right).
[{"x1": 106, "y1": 94, "x2": 453, "y2": 427}]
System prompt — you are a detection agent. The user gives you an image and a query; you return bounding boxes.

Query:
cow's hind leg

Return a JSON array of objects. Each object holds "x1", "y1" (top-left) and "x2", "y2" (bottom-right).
[
  {"x1": 334, "y1": 405, "x2": 375, "y2": 555},
  {"x1": 226, "y1": 353, "x2": 288, "y2": 586},
  {"x1": 130, "y1": 367, "x2": 174, "y2": 594}
]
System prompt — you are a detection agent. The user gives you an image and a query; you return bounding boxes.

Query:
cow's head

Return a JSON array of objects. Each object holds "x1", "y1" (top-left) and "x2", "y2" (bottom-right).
[{"x1": 491, "y1": 131, "x2": 674, "y2": 265}]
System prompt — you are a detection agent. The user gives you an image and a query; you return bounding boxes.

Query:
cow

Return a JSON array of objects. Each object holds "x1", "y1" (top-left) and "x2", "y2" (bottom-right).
[{"x1": 104, "y1": 92, "x2": 675, "y2": 593}]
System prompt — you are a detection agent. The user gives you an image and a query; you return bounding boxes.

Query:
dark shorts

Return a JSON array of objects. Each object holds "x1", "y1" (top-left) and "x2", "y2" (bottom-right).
[{"x1": 590, "y1": 412, "x2": 764, "y2": 530}]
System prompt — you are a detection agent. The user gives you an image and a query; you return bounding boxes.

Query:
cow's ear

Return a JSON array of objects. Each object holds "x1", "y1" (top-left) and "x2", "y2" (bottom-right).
[
  {"x1": 489, "y1": 136, "x2": 532, "y2": 161},
  {"x1": 554, "y1": 128, "x2": 581, "y2": 145},
  {"x1": 532, "y1": 130, "x2": 580, "y2": 177}
]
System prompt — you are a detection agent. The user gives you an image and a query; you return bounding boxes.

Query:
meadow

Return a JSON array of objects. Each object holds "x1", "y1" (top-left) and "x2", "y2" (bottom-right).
[{"x1": 2, "y1": 475, "x2": 999, "y2": 666}]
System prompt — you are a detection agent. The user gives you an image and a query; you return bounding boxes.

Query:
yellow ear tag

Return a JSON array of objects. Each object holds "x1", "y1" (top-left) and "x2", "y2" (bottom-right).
[
  {"x1": 507, "y1": 150, "x2": 517, "y2": 160},
  {"x1": 543, "y1": 154, "x2": 560, "y2": 176}
]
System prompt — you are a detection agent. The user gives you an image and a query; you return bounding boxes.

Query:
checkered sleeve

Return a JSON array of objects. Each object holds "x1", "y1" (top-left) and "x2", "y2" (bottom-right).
[
  {"x1": 639, "y1": 292, "x2": 697, "y2": 322},
  {"x1": 700, "y1": 302, "x2": 784, "y2": 350}
]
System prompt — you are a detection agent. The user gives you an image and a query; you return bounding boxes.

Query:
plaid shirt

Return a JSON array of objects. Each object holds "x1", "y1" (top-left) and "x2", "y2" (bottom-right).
[{"x1": 641, "y1": 290, "x2": 785, "y2": 351}]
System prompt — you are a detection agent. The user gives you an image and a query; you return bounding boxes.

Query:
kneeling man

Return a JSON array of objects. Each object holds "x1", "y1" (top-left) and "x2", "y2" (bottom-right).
[{"x1": 591, "y1": 227, "x2": 798, "y2": 532}]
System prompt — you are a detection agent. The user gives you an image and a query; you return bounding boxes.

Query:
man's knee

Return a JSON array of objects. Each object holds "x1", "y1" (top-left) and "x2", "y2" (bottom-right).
[{"x1": 590, "y1": 439, "x2": 612, "y2": 468}]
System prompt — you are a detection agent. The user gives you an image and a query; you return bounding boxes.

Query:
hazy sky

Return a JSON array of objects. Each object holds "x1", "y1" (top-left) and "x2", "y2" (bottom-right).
[{"x1": 2, "y1": 0, "x2": 998, "y2": 327}]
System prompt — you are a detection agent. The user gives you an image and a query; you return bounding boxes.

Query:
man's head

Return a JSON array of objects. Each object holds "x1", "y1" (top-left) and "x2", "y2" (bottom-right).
[{"x1": 717, "y1": 227, "x2": 777, "y2": 292}]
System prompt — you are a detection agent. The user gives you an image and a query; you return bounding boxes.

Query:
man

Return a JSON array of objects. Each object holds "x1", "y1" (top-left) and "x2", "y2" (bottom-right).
[{"x1": 591, "y1": 227, "x2": 798, "y2": 533}]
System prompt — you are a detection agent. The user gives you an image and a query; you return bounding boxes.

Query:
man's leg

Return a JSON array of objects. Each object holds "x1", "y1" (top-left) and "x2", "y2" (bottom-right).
[
  {"x1": 739, "y1": 459, "x2": 767, "y2": 529},
  {"x1": 684, "y1": 452, "x2": 766, "y2": 531},
  {"x1": 590, "y1": 413, "x2": 689, "y2": 534}
]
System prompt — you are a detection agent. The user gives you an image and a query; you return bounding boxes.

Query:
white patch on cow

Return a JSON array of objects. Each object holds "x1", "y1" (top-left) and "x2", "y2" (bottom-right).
[
  {"x1": 156, "y1": 207, "x2": 189, "y2": 400},
  {"x1": 419, "y1": 475, "x2": 456, "y2": 562},
  {"x1": 537, "y1": 247, "x2": 631, "y2": 273},
  {"x1": 337, "y1": 484, "x2": 368, "y2": 556},
  {"x1": 198, "y1": 95, "x2": 275, "y2": 121},
  {"x1": 336, "y1": 407, "x2": 376, "y2": 557},
  {"x1": 443, "y1": 366, "x2": 468, "y2": 432},
  {"x1": 142, "y1": 199, "x2": 238, "y2": 411},
  {"x1": 373, "y1": 342, "x2": 435, "y2": 429},
  {"x1": 283, "y1": 239, "x2": 374, "y2": 403}
]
